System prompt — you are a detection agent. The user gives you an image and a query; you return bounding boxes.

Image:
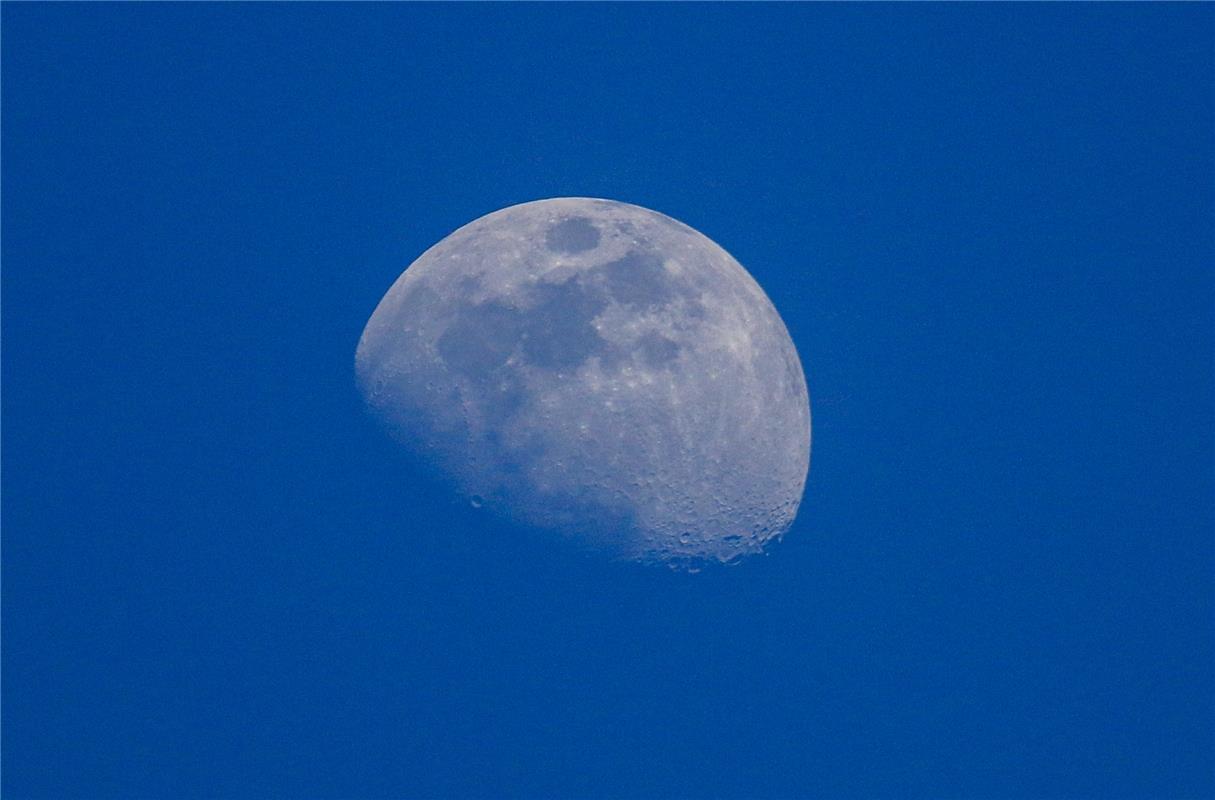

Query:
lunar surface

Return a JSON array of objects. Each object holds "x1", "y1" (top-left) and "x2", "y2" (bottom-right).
[{"x1": 356, "y1": 198, "x2": 810, "y2": 567}]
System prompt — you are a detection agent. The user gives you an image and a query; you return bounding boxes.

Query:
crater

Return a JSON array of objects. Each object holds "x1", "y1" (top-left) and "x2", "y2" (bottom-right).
[
  {"x1": 436, "y1": 302, "x2": 522, "y2": 377},
  {"x1": 545, "y1": 217, "x2": 601, "y2": 254}
]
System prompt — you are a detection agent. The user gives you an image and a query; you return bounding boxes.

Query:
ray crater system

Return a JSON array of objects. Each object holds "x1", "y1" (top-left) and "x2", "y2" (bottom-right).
[{"x1": 356, "y1": 198, "x2": 811, "y2": 568}]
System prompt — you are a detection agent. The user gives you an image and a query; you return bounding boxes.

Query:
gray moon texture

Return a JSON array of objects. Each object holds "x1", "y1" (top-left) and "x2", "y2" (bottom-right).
[{"x1": 355, "y1": 198, "x2": 810, "y2": 567}]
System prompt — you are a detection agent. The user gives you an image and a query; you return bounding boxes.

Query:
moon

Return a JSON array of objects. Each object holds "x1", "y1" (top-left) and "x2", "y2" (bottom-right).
[{"x1": 356, "y1": 198, "x2": 810, "y2": 568}]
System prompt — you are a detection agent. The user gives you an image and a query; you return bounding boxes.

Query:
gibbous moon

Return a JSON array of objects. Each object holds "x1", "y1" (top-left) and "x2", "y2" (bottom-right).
[{"x1": 356, "y1": 198, "x2": 810, "y2": 567}]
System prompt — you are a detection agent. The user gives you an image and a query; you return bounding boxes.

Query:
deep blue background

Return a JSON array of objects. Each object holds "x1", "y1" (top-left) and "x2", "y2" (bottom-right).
[{"x1": 4, "y1": 5, "x2": 1213, "y2": 798}]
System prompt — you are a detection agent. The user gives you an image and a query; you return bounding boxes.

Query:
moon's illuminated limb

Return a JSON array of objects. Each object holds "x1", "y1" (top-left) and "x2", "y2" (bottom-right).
[{"x1": 356, "y1": 198, "x2": 810, "y2": 567}]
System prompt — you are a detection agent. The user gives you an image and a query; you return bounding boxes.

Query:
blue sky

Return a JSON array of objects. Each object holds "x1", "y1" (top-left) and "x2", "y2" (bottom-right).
[{"x1": 3, "y1": 5, "x2": 1213, "y2": 798}]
